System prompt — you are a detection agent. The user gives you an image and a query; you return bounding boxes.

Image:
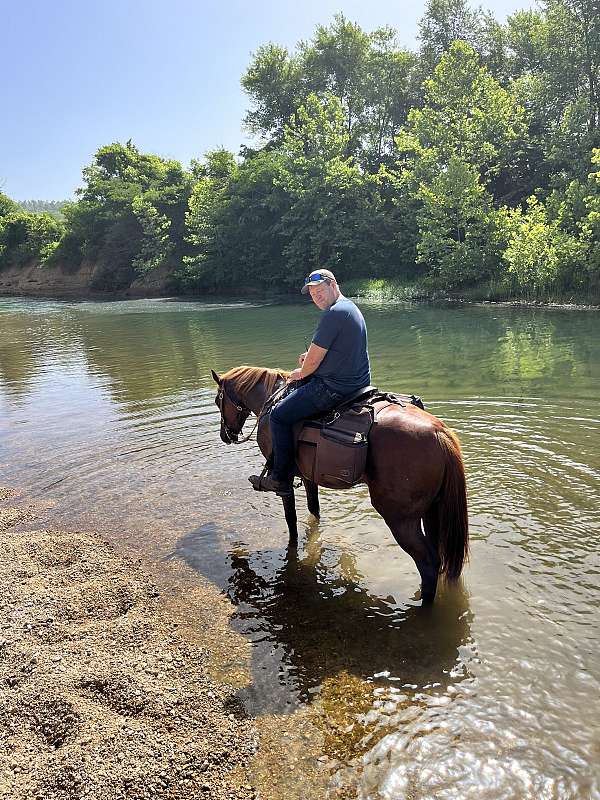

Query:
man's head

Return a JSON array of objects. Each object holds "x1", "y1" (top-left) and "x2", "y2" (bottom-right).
[{"x1": 301, "y1": 269, "x2": 340, "y2": 309}]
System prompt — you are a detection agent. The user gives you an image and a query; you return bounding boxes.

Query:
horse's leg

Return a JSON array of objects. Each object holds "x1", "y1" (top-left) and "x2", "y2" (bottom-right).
[
  {"x1": 303, "y1": 479, "x2": 320, "y2": 520},
  {"x1": 381, "y1": 513, "x2": 440, "y2": 603},
  {"x1": 423, "y1": 502, "x2": 441, "y2": 595},
  {"x1": 281, "y1": 490, "x2": 298, "y2": 543}
]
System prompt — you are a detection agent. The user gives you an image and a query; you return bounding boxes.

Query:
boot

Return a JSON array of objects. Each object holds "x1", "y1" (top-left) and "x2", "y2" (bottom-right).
[{"x1": 248, "y1": 473, "x2": 292, "y2": 497}]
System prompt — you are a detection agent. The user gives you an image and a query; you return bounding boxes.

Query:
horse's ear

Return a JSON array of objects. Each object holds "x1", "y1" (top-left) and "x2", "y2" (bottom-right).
[{"x1": 211, "y1": 369, "x2": 221, "y2": 385}]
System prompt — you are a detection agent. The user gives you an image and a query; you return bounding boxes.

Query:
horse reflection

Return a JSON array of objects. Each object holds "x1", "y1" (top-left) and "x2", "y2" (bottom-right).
[{"x1": 173, "y1": 523, "x2": 473, "y2": 716}]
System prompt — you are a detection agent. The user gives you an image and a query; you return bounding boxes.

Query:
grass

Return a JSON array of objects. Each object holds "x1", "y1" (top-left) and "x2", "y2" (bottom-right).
[
  {"x1": 343, "y1": 278, "x2": 430, "y2": 302},
  {"x1": 343, "y1": 276, "x2": 600, "y2": 307}
]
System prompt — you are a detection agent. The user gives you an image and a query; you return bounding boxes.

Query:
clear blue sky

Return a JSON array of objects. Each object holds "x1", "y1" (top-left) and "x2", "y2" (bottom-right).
[{"x1": 1, "y1": 0, "x2": 535, "y2": 201}]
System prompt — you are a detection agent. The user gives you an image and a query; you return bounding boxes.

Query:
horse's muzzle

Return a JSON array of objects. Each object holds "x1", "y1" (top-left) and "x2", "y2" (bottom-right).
[{"x1": 220, "y1": 426, "x2": 238, "y2": 444}]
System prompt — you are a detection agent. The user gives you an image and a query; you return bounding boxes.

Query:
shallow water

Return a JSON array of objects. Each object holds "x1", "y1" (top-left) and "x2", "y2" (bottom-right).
[{"x1": 1, "y1": 296, "x2": 599, "y2": 798}]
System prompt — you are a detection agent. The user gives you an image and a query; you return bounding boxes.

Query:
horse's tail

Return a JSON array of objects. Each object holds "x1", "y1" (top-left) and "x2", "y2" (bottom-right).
[{"x1": 434, "y1": 425, "x2": 469, "y2": 581}]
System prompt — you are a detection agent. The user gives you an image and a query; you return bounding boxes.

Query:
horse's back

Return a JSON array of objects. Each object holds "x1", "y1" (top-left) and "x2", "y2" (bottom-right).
[{"x1": 366, "y1": 403, "x2": 448, "y2": 509}]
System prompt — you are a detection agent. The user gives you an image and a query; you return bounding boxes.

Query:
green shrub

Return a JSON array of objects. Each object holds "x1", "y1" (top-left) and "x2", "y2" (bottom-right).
[{"x1": 0, "y1": 211, "x2": 65, "y2": 270}]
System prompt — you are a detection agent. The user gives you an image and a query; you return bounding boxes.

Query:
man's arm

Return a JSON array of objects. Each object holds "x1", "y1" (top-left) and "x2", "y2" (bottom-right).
[{"x1": 287, "y1": 342, "x2": 328, "y2": 382}]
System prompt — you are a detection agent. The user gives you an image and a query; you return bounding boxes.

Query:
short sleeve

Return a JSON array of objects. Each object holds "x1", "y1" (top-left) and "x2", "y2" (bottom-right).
[{"x1": 312, "y1": 308, "x2": 344, "y2": 349}]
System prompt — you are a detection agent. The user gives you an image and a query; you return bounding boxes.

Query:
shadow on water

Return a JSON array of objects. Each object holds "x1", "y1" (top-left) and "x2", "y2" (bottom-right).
[{"x1": 169, "y1": 520, "x2": 473, "y2": 717}]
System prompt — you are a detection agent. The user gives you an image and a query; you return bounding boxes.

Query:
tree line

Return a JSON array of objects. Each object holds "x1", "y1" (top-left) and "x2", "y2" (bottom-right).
[{"x1": 1, "y1": 0, "x2": 598, "y2": 299}]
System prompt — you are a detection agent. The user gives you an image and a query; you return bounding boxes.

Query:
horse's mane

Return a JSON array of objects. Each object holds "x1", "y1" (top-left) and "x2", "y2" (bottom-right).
[{"x1": 221, "y1": 365, "x2": 290, "y2": 397}]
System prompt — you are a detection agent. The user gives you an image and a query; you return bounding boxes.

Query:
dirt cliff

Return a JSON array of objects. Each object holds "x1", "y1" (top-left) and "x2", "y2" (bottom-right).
[{"x1": 0, "y1": 260, "x2": 172, "y2": 298}]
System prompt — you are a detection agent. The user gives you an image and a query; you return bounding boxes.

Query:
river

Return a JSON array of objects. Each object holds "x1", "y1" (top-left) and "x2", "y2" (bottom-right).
[{"x1": 1, "y1": 296, "x2": 599, "y2": 799}]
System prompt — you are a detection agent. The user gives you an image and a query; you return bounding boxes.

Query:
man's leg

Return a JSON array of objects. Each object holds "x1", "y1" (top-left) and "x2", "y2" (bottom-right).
[
  {"x1": 269, "y1": 386, "x2": 311, "y2": 484},
  {"x1": 250, "y1": 379, "x2": 340, "y2": 494}
]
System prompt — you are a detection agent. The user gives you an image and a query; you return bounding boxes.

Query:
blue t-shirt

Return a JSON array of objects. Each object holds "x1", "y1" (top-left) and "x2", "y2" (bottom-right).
[{"x1": 312, "y1": 296, "x2": 370, "y2": 395}]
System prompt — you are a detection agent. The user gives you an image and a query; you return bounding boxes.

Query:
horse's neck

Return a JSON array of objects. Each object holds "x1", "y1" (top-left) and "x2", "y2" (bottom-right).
[{"x1": 241, "y1": 379, "x2": 271, "y2": 416}]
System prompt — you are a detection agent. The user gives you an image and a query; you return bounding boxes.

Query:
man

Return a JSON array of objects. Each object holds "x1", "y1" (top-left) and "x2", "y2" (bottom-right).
[{"x1": 249, "y1": 268, "x2": 370, "y2": 496}]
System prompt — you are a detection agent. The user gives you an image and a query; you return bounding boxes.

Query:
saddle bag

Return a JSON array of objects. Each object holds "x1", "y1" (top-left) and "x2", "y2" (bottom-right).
[{"x1": 294, "y1": 406, "x2": 372, "y2": 489}]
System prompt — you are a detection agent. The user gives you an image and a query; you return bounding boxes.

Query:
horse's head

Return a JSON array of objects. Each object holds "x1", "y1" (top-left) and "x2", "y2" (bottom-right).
[{"x1": 211, "y1": 369, "x2": 251, "y2": 444}]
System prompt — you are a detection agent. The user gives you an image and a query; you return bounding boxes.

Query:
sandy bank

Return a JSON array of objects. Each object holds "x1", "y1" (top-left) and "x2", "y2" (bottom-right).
[{"x1": 0, "y1": 487, "x2": 258, "y2": 800}]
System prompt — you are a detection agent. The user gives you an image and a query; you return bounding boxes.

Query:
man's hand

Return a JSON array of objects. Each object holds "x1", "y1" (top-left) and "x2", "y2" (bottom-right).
[{"x1": 287, "y1": 343, "x2": 328, "y2": 383}]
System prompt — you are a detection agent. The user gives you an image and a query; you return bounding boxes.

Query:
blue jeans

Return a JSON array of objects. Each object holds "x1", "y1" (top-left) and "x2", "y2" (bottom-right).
[{"x1": 270, "y1": 377, "x2": 344, "y2": 483}]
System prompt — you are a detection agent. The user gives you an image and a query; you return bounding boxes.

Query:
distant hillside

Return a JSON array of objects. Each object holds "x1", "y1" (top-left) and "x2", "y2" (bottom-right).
[{"x1": 18, "y1": 200, "x2": 69, "y2": 218}]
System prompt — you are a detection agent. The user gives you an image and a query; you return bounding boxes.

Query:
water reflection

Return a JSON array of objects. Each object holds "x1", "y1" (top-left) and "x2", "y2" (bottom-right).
[
  {"x1": 77, "y1": 310, "x2": 222, "y2": 405},
  {"x1": 1, "y1": 299, "x2": 599, "y2": 408},
  {"x1": 171, "y1": 522, "x2": 473, "y2": 719}
]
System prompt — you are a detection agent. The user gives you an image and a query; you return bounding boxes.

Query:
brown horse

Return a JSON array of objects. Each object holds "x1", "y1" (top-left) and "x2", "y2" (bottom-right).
[{"x1": 212, "y1": 365, "x2": 468, "y2": 603}]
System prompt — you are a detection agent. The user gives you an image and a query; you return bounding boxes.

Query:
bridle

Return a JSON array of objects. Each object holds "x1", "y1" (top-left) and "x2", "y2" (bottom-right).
[
  {"x1": 216, "y1": 378, "x2": 287, "y2": 444},
  {"x1": 216, "y1": 381, "x2": 251, "y2": 443}
]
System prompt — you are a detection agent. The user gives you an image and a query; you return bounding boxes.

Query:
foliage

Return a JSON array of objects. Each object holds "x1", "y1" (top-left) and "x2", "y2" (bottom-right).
[
  {"x1": 242, "y1": 14, "x2": 420, "y2": 165},
  {"x1": 48, "y1": 140, "x2": 194, "y2": 289},
  {"x1": 343, "y1": 277, "x2": 428, "y2": 301},
  {"x1": 396, "y1": 42, "x2": 527, "y2": 189},
  {"x1": 500, "y1": 198, "x2": 560, "y2": 290},
  {"x1": 0, "y1": 211, "x2": 65, "y2": 270},
  {"x1": 415, "y1": 158, "x2": 501, "y2": 287},
  {"x1": 182, "y1": 147, "x2": 300, "y2": 292},
  {"x1": 131, "y1": 196, "x2": 173, "y2": 273},
  {"x1": 0, "y1": 193, "x2": 20, "y2": 218},
  {"x1": 275, "y1": 94, "x2": 397, "y2": 282},
  {"x1": 500, "y1": 196, "x2": 591, "y2": 293}
]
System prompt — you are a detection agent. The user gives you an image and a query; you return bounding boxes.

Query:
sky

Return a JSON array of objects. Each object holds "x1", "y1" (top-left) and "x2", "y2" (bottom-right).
[{"x1": 1, "y1": 0, "x2": 536, "y2": 201}]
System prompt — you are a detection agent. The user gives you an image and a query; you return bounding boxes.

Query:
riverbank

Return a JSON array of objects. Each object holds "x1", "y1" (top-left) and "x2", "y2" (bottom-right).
[
  {"x1": 0, "y1": 487, "x2": 258, "y2": 800},
  {"x1": 342, "y1": 277, "x2": 600, "y2": 308},
  {"x1": 1, "y1": 261, "x2": 598, "y2": 308}
]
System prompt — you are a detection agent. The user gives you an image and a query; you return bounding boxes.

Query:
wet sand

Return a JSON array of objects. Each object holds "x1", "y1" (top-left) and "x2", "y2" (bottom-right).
[{"x1": 0, "y1": 486, "x2": 258, "y2": 800}]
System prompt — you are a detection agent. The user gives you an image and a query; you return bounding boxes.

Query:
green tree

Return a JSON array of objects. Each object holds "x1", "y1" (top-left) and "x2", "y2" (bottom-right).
[
  {"x1": 506, "y1": 1, "x2": 599, "y2": 182},
  {"x1": 393, "y1": 43, "x2": 526, "y2": 284},
  {"x1": 182, "y1": 146, "x2": 301, "y2": 293},
  {"x1": 500, "y1": 193, "x2": 592, "y2": 294},
  {"x1": 242, "y1": 16, "x2": 422, "y2": 167},
  {"x1": 241, "y1": 44, "x2": 304, "y2": 142},
  {"x1": 275, "y1": 94, "x2": 397, "y2": 282},
  {"x1": 418, "y1": 0, "x2": 484, "y2": 70},
  {"x1": 301, "y1": 14, "x2": 371, "y2": 147},
  {"x1": 0, "y1": 193, "x2": 21, "y2": 218},
  {"x1": 51, "y1": 141, "x2": 193, "y2": 289},
  {"x1": 582, "y1": 149, "x2": 600, "y2": 286},
  {"x1": 415, "y1": 157, "x2": 501, "y2": 286},
  {"x1": 362, "y1": 32, "x2": 420, "y2": 165},
  {"x1": 500, "y1": 198, "x2": 561, "y2": 291},
  {"x1": 131, "y1": 196, "x2": 173, "y2": 273},
  {"x1": 0, "y1": 211, "x2": 65, "y2": 270},
  {"x1": 396, "y1": 42, "x2": 526, "y2": 191}
]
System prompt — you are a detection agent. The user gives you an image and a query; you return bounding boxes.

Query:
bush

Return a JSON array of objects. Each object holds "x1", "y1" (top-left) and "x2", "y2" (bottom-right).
[{"x1": 0, "y1": 211, "x2": 65, "y2": 271}]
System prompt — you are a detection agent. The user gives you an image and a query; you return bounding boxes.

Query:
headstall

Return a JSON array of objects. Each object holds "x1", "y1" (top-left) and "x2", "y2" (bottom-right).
[{"x1": 217, "y1": 378, "x2": 288, "y2": 445}]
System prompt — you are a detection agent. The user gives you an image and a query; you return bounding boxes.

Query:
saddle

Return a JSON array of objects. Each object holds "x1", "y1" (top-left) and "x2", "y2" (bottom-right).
[{"x1": 257, "y1": 384, "x2": 425, "y2": 490}]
